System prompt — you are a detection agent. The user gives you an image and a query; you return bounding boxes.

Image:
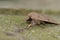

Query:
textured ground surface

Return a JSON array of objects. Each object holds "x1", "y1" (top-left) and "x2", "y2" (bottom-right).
[{"x1": 0, "y1": 14, "x2": 60, "y2": 40}]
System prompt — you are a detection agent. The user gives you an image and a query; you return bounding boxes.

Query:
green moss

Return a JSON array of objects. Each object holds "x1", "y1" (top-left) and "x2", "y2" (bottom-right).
[{"x1": 0, "y1": 15, "x2": 59, "y2": 40}]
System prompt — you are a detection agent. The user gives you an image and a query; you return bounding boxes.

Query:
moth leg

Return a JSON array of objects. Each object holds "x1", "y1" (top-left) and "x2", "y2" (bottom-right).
[{"x1": 26, "y1": 20, "x2": 36, "y2": 29}]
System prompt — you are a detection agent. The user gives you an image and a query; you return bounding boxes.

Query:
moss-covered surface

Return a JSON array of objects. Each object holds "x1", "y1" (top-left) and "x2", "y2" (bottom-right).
[{"x1": 0, "y1": 14, "x2": 60, "y2": 40}]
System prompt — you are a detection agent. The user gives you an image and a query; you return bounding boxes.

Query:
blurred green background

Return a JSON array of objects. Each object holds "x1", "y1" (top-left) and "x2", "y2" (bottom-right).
[{"x1": 0, "y1": 0, "x2": 60, "y2": 40}]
